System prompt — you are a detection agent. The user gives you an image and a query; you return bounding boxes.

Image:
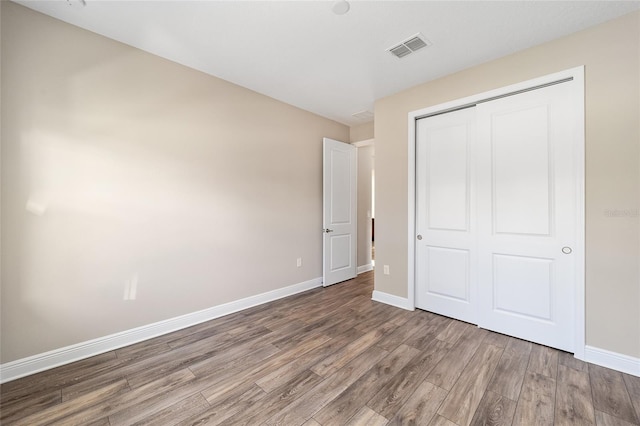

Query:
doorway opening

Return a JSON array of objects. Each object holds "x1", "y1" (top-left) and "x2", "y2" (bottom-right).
[
  {"x1": 371, "y1": 167, "x2": 375, "y2": 265},
  {"x1": 353, "y1": 138, "x2": 375, "y2": 274}
]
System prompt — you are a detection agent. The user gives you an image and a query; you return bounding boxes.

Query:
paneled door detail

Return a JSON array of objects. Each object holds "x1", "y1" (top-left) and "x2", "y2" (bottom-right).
[
  {"x1": 415, "y1": 81, "x2": 578, "y2": 352},
  {"x1": 323, "y1": 138, "x2": 357, "y2": 286},
  {"x1": 476, "y1": 83, "x2": 576, "y2": 351},
  {"x1": 415, "y1": 107, "x2": 477, "y2": 323}
]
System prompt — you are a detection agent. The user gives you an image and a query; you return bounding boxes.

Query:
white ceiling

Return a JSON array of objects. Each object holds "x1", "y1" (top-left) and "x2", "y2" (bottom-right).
[{"x1": 14, "y1": 0, "x2": 640, "y2": 126}]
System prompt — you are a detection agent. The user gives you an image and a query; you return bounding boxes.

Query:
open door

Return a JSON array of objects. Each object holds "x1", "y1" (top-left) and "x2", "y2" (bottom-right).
[{"x1": 323, "y1": 138, "x2": 357, "y2": 286}]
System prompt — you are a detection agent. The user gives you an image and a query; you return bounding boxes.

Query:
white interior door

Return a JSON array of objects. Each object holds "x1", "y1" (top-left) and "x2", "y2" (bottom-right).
[
  {"x1": 323, "y1": 138, "x2": 357, "y2": 287},
  {"x1": 415, "y1": 108, "x2": 477, "y2": 323},
  {"x1": 476, "y1": 82, "x2": 577, "y2": 352}
]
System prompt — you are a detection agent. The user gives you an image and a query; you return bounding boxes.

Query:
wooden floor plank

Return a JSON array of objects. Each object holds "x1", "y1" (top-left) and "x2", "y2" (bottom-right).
[
  {"x1": 187, "y1": 341, "x2": 280, "y2": 379},
  {"x1": 374, "y1": 311, "x2": 431, "y2": 352},
  {"x1": 367, "y1": 338, "x2": 451, "y2": 419},
  {"x1": 61, "y1": 373, "x2": 129, "y2": 403},
  {"x1": 109, "y1": 375, "x2": 216, "y2": 425},
  {"x1": 386, "y1": 381, "x2": 448, "y2": 426},
  {"x1": 313, "y1": 344, "x2": 420, "y2": 426},
  {"x1": 528, "y1": 345, "x2": 559, "y2": 379},
  {"x1": 123, "y1": 325, "x2": 274, "y2": 389},
  {"x1": 589, "y1": 364, "x2": 639, "y2": 425},
  {"x1": 176, "y1": 384, "x2": 267, "y2": 426},
  {"x1": 123, "y1": 346, "x2": 228, "y2": 390},
  {"x1": 261, "y1": 315, "x2": 308, "y2": 334},
  {"x1": 344, "y1": 406, "x2": 389, "y2": 426},
  {"x1": 14, "y1": 379, "x2": 131, "y2": 426},
  {"x1": 264, "y1": 346, "x2": 389, "y2": 426},
  {"x1": 469, "y1": 389, "x2": 517, "y2": 426},
  {"x1": 430, "y1": 414, "x2": 459, "y2": 426},
  {"x1": 512, "y1": 371, "x2": 556, "y2": 426},
  {"x1": 0, "y1": 389, "x2": 61, "y2": 424},
  {"x1": 293, "y1": 294, "x2": 362, "y2": 326},
  {"x1": 426, "y1": 325, "x2": 488, "y2": 391},
  {"x1": 255, "y1": 327, "x2": 363, "y2": 393},
  {"x1": 162, "y1": 311, "x2": 248, "y2": 349},
  {"x1": 200, "y1": 332, "x2": 331, "y2": 404},
  {"x1": 403, "y1": 315, "x2": 452, "y2": 352},
  {"x1": 437, "y1": 343, "x2": 504, "y2": 426},
  {"x1": 128, "y1": 393, "x2": 210, "y2": 426},
  {"x1": 2, "y1": 271, "x2": 637, "y2": 426},
  {"x1": 436, "y1": 319, "x2": 472, "y2": 345},
  {"x1": 595, "y1": 410, "x2": 639, "y2": 426},
  {"x1": 310, "y1": 321, "x2": 397, "y2": 377},
  {"x1": 487, "y1": 337, "x2": 533, "y2": 401},
  {"x1": 354, "y1": 303, "x2": 407, "y2": 334},
  {"x1": 269, "y1": 318, "x2": 334, "y2": 349},
  {"x1": 57, "y1": 369, "x2": 194, "y2": 426},
  {"x1": 85, "y1": 418, "x2": 112, "y2": 426},
  {"x1": 554, "y1": 364, "x2": 596, "y2": 425},
  {"x1": 558, "y1": 351, "x2": 589, "y2": 373},
  {"x1": 623, "y1": 373, "x2": 640, "y2": 423},
  {"x1": 483, "y1": 332, "x2": 510, "y2": 349},
  {"x1": 0, "y1": 352, "x2": 120, "y2": 403},
  {"x1": 222, "y1": 369, "x2": 323, "y2": 425},
  {"x1": 115, "y1": 340, "x2": 173, "y2": 363}
]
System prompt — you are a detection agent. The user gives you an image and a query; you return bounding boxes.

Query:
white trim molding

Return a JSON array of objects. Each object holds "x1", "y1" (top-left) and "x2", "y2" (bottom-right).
[
  {"x1": 0, "y1": 277, "x2": 323, "y2": 383},
  {"x1": 357, "y1": 263, "x2": 374, "y2": 274},
  {"x1": 584, "y1": 346, "x2": 640, "y2": 377},
  {"x1": 372, "y1": 290, "x2": 414, "y2": 311},
  {"x1": 352, "y1": 138, "x2": 374, "y2": 148}
]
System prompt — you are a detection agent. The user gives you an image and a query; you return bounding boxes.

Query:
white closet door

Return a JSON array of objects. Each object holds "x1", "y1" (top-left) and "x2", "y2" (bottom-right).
[
  {"x1": 415, "y1": 107, "x2": 477, "y2": 323},
  {"x1": 476, "y1": 82, "x2": 576, "y2": 351}
]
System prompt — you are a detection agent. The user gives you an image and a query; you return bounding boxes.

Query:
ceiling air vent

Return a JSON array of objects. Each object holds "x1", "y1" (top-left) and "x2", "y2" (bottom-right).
[{"x1": 388, "y1": 33, "x2": 431, "y2": 59}]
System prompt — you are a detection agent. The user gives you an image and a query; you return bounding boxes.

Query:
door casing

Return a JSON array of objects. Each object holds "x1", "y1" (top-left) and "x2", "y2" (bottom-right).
[{"x1": 407, "y1": 66, "x2": 585, "y2": 359}]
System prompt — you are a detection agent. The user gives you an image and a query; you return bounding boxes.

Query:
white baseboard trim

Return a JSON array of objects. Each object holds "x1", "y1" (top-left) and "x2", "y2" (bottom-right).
[
  {"x1": 584, "y1": 345, "x2": 640, "y2": 377},
  {"x1": 0, "y1": 276, "x2": 323, "y2": 384},
  {"x1": 372, "y1": 290, "x2": 414, "y2": 311},
  {"x1": 357, "y1": 264, "x2": 374, "y2": 274}
]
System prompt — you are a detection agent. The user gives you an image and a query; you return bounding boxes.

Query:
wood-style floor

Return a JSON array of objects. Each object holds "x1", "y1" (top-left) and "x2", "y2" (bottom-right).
[{"x1": 2, "y1": 271, "x2": 639, "y2": 426}]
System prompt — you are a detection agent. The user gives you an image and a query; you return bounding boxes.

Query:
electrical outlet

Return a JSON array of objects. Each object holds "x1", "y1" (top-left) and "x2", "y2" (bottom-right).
[
  {"x1": 383, "y1": 265, "x2": 390, "y2": 275},
  {"x1": 297, "y1": 257, "x2": 302, "y2": 267}
]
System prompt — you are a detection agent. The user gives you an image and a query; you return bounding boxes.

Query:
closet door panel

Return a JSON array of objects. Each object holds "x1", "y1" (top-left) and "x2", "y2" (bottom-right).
[{"x1": 476, "y1": 82, "x2": 576, "y2": 352}]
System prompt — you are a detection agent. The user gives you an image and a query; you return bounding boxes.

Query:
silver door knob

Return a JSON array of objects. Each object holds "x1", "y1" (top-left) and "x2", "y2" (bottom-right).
[
  {"x1": 562, "y1": 247, "x2": 572, "y2": 254},
  {"x1": 417, "y1": 235, "x2": 423, "y2": 240},
  {"x1": 324, "y1": 229, "x2": 334, "y2": 233}
]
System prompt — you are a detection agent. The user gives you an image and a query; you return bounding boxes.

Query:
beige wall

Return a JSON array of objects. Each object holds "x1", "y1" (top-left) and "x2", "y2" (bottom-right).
[
  {"x1": 375, "y1": 11, "x2": 640, "y2": 358},
  {"x1": 350, "y1": 121, "x2": 374, "y2": 143},
  {"x1": 0, "y1": 2, "x2": 348, "y2": 363}
]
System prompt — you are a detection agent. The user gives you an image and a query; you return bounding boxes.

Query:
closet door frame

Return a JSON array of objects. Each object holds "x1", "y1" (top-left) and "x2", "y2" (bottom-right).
[{"x1": 407, "y1": 66, "x2": 585, "y2": 359}]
